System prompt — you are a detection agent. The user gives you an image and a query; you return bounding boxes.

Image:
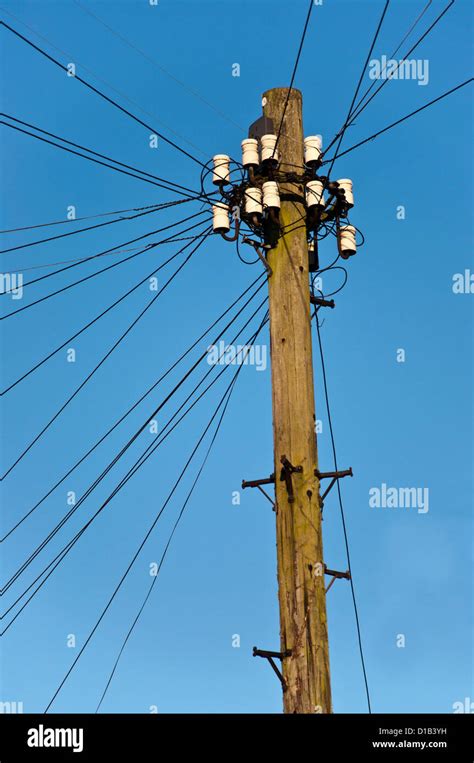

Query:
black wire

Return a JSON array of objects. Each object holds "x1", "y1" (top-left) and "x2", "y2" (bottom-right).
[
  {"x1": 4, "y1": 204, "x2": 200, "y2": 293},
  {"x1": 199, "y1": 160, "x2": 273, "y2": 240},
  {"x1": 0, "y1": 198, "x2": 190, "y2": 256},
  {"x1": 1, "y1": 302, "x2": 269, "y2": 630},
  {"x1": 95, "y1": 396, "x2": 233, "y2": 711},
  {"x1": 95, "y1": 384, "x2": 235, "y2": 713},
  {"x1": 350, "y1": 224, "x2": 365, "y2": 248},
  {"x1": 235, "y1": 236, "x2": 259, "y2": 266},
  {"x1": 114, "y1": 305, "x2": 269, "y2": 495},
  {"x1": 0, "y1": 3, "x2": 210, "y2": 161},
  {"x1": 2, "y1": 294, "x2": 268, "y2": 603},
  {"x1": 0, "y1": 211, "x2": 209, "y2": 322},
  {"x1": 348, "y1": 0, "x2": 433, "y2": 120},
  {"x1": 322, "y1": 0, "x2": 455, "y2": 173},
  {"x1": 8, "y1": 376, "x2": 229, "y2": 656},
  {"x1": 0, "y1": 120, "x2": 211, "y2": 206},
  {"x1": 313, "y1": 302, "x2": 372, "y2": 713},
  {"x1": 345, "y1": 0, "x2": 455, "y2": 129},
  {"x1": 0, "y1": 216, "x2": 211, "y2": 395},
  {"x1": 198, "y1": 159, "x2": 255, "y2": 228},
  {"x1": 6, "y1": 230, "x2": 212, "y2": 276},
  {"x1": 313, "y1": 248, "x2": 340, "y2": 277},
  {"x1": 114, "y1": 319, "x2": 273, "y2": 536},
  {"x1": 94, "y1": 310, "x2": 269, "y2": 712},
  {"x1": 1, "y1": 292, "x2": 268, "y2": 600},
  {"x1": 0, "y1": 245, "x2": 178, "y2": 274},
  {"x1": 272, "y1": 0, "x2": 315, "y2": 158},
  {"x1": 1, "y1": 0, "x2": 459, "y2": 710},
  {"x1": 1, "y1": 22, "x2": 207, "y2": 169},
  {"x1": 43, "y1": 311, "x2": 268, "y2": 712},
  {"x1": 2, "y1": 230, "x2": 211, "y2": 480},
  {"x1": 20, "y1": 227, "x2": 211, "y2": 284},
  {"x1": 73, "y1": 0, "x2": 244, "y2": 136},
  {"x1": 318, "y1": 267, "x2": 348, "y2": 298},
  {"x1": 322, "y1": 77, "x2": 474, "y2": 165},
  {"x1": 310, "y1": 239, "x2": 348, "y2": 299},
  {"x1": 322, "y1": 0, "x2": 390, "y2": 169},
  {"x1": 1, "y1": 113, "x2": 208, "y2": 200},
  {"x1": 0, "y1": 202, "x2": 172, "y2": 234},
  {"x1": 1, "y1": 272, "x2": 266, "y2": 541}
]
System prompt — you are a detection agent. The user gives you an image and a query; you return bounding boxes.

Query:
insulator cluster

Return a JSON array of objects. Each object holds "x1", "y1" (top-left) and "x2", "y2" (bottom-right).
[{"x1": 207, "y1": 132, "x2": 362, "y2": 272}]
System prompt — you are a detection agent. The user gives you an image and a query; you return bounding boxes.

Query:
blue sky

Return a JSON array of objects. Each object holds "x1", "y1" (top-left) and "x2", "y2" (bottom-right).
[{"x1": 0, "y1": 0, "x2": 472, "y2": 714}]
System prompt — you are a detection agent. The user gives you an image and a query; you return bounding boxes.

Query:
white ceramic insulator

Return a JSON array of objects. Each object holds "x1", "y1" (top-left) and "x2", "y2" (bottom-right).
[
  {"x1": 245, "y1": 187, "x2": 263, "y2": 215},
  {"x1": 212, "y1": 203, "x2": 230, "y2": 232},
  {"x1": 241, "y1": 139, "x2": 259, "y2": 168},
  {"x1": 212, "y1": 154, "x2": 230, "y2": 185},
  {"x1": 262, "y1": 181, "x2": 280, "y2": 209},
  {"x1": 260, "y1": 134, "x2": 279, "y2": 163},
  {"x1": 337, "y1": 178, "x2": 354, "y2": 207},
  {"x1": 304, "y1": 135, "x2": 322, "y2": 165},
  {"x1": 338, "y1": 225, "x2": 357, "y2": 256},
  {"x1": 306, "y1": 180, "x2": 325, "y2": 208}
]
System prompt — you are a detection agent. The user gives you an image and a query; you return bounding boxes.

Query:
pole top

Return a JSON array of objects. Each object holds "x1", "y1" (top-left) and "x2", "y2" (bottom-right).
[{"x1": 262, "y1": 87, "x2": 303, "y2": 101}]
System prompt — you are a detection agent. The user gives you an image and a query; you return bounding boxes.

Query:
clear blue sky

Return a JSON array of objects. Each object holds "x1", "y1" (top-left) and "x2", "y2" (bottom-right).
[{"x1": 1, "y1": 0, "x2": 472, "y2": 714}]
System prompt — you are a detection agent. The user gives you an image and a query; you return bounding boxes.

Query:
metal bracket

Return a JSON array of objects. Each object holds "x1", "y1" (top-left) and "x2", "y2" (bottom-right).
[
  {"x1": 280, "y1": 455, "x2": 303, "y2": 504},
  {"x1": 242, "y1": 474, "x2": 276, "y2": 510},
  {"x1": 242, "y1": 236, "x2": 273, "y2": 276},
  {"x1": 310, "y1": 295, "x2": 335, "y2": 309},
  {"x1": 315, "y1": 468, "x2": 353, "y2": 512},
  {"x1": 324, "y1": 565, "x2": 351, "y2": 594},
  {"x1": 253, "y1": 646, "x2": 292, "y2": 691}
]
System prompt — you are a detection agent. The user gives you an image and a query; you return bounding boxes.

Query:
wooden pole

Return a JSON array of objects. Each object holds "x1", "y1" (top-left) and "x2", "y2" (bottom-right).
[{"x1": 263, "y1": 88, "x2": 332, "y2": 714}]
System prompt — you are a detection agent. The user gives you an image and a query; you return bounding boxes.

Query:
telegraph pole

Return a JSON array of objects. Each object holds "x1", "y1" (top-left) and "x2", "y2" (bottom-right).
[{"x1": 263, "y1": 88, "x2": 332, "y2": 714}]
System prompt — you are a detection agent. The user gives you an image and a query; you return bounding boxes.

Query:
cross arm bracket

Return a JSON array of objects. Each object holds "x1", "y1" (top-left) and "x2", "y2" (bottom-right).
[{"x1": 253, "y1": 646, "x2": 292, "y2": 691}]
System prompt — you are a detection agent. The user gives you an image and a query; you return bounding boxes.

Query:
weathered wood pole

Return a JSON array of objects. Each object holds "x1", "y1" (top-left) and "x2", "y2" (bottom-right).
[{"x1": 263, "y1": 87, "x2": 332, "y2": 714}]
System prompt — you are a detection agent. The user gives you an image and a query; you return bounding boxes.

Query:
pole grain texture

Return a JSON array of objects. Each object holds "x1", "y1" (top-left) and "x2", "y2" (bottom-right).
[{"x1": 263, "y1": 87, "x2": 332, "y2": 714}]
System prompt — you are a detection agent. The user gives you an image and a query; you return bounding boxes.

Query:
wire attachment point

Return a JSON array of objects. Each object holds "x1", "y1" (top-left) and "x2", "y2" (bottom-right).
[
  {"x1": 242, "y1": 473, "x2": 276, "y2": 510},
  {"x1": 253, "y1": 646, "x2": 292, "y2": 691},
  {"x1": 315, "y1": 468, "x2": 353, "y2": 512},
  {"x1": 242, "y1": 236, "x2": 273, "y2": 276},
  {"x1": 310, "y1": 295, "x2": 335, "y2": 309},
  {"x1": 324, "y1": 565, "x2": 351, "y2": 594}
]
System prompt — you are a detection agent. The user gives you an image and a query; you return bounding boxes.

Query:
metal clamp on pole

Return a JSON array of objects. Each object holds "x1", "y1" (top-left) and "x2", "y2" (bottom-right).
[
  {"x1": 315, "y1": 468, "x2": 353, "y2": 512},
  {"x1": 242, "y1": 236, "x2": 273, "y2": 276},
  {"x1": 280, "y1": 455, "x2": 303, "y2": 504},
  {"x1": 324, "y1": 565, "x2": 351, "y2": 594},
  {"x1": 241, "y1": 474, "x2": 276, "y2": 509},
  {"x1": 310, "y1": 295, "x2": 335, "y2": 309},
  {"x1": 253, "y1": 647, "x2": 292, "y2": 692}
]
